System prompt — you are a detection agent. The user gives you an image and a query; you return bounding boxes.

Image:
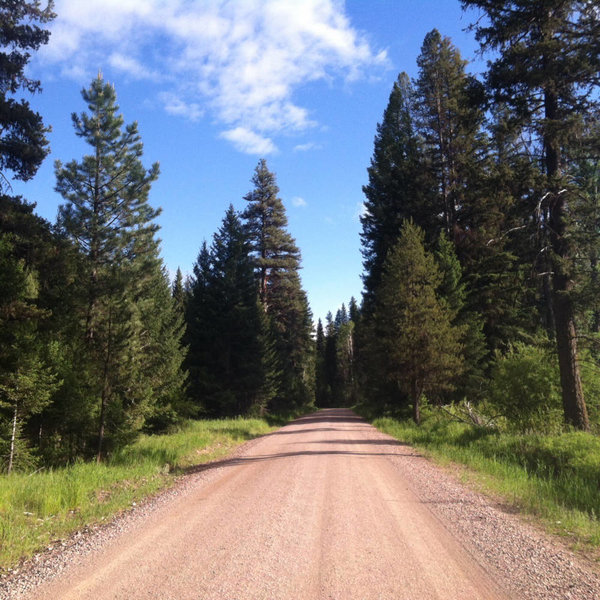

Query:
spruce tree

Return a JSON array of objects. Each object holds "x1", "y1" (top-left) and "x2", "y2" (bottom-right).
[
  {"x1": 186, "y1": 207, "x2": 270, "y2": 416},
  {"x1": 360, "y1": 72, "x2": 436, "y2": 311},
  {"x1": 171, "y1": 267, "x2": 186, "y2": 317},
  {"x1": 462, "y1": 0, "x2": 600, "y2": 430},
  {"x1": 242, "y1": 160, "x2": 314, "y2": 411},
  {"x1": 374, "y1": 221, "x2": 464, "y2": 423},
  {"x1": 414, "y1": 29, "x2": 487, "y2": 240}
]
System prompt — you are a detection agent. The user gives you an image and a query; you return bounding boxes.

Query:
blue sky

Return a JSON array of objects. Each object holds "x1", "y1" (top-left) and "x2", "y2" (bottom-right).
[{"x1": 14, "y1": 0, "x2": 485, "y2": 323}]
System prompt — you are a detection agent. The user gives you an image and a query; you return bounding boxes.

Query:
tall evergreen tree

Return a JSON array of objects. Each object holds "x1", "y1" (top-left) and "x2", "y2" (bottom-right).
[
  {"x1": 360, "y1": 72, "x2": 436, "y2": 311},
  {"x1": 374, "y1": 221, "x2": 464, "y2": 423},
  {"x1": 414, "y1": 29, "x2": 487, "y2": 241},
  {"x1": 171, "y1": 267, "x2": 186, "y2": 317},
  {"x1": 242, "y1": 160, "x2": 314, "y2": 411},
  {"x1": 242, "y1": 159, "x2": 300, "y2": 309},
  {"x1": 55, "y1": 75, "x2": 184, "y2": 459},
  {"x1": 462, "y1": 0, "x2": 600, "y2": 430},
  {"x1": 0, "y1": 0, "x2": 55, "y2": 191},
  {"x1": 186, "y1": 207, "x2": 272, "y2": 416}
]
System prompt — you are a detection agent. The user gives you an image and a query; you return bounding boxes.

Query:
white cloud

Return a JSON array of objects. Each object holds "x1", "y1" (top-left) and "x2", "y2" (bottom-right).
[
  {"x1": 108, "y1": 53, "x2": 160, "y2": 81},
  {"x1": 42, "y1": 0, "x2": 388, "y2": 153},
  {"x1": 159, "y1": 92, "x2": 203, "y2": 122},
  {"x1": 220, "y1": 127, "x2": 277, "y2": 155},
  {"x1": 294, "y1": 142, "x2": 321, "y2": 152},
  {"x1": 291, "y1": 196, "x2": 308, "y2": 208}
]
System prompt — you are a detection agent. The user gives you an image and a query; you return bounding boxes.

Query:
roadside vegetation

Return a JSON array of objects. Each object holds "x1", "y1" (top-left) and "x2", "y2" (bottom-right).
[
  {"x1": 0, "y1": 417, "x2": 276, "y2": 570},
  {"x1": 366, "y1": 408, "x2": 600, "y2": 554}
]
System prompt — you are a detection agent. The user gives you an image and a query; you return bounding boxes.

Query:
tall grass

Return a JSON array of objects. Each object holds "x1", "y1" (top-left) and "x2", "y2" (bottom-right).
[
  {"x1": 0, "y1": 418, "x2": 275, "y2": 570},
  {"x1": 371, "y1": 414, "x2": 600, "y2": 551}
]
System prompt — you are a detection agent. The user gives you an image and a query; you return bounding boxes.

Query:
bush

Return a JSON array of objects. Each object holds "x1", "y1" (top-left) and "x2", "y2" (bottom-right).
[{"x1": 488, "y1": 342, "x2": 562, "y2": 432}]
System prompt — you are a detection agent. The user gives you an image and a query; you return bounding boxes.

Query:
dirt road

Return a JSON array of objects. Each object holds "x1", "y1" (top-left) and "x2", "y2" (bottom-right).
[{"x1": 12, "y1": 409, "x2": 600, "y2": 599}]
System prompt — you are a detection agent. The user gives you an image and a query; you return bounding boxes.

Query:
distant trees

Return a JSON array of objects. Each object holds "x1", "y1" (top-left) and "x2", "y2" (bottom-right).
[{"x1": 315, "y1": 301, "x2": 357, "y2": 408}]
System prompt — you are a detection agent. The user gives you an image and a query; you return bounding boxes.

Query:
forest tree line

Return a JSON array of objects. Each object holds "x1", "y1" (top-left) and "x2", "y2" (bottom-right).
[
  {"x1": 329, "y1": 2, "x2": 600, "y2": 433},
  {"x1": 0, "y1": 2, "x2": 313, "y2": 472},
  {"x1": 2, "y1": 1, "x2": 600, "y2": 473}
]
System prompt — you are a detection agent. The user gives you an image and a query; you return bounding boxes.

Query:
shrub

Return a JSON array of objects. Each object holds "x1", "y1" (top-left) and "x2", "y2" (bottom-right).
[{"x1": 488, "y1": 342, "x2": 562, "y2": 432}]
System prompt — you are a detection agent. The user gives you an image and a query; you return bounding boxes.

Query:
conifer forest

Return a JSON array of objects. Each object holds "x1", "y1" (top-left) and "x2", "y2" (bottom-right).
[{"x1": 2, "y1": 1, "x2": 600, "y2": 474}]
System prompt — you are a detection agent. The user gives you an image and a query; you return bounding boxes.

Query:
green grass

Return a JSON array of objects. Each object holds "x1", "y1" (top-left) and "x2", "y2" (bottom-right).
[
  {"x1": 369, "y1": 412, "x2": 600, "y2": 553},
  {"x1": 0, "y1": 417, "x2": 276, "y2": 570}
]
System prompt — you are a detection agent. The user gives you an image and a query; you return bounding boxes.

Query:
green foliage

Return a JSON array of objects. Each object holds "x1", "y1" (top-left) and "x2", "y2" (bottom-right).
[
  {"x1": 462, "y1": 0, "x2": 600, "y2": 430},
  {"x1": 0, "y1": 417, "x2": 276, "y2": 569},
  {"x1": 186, "y1": 207, "x2": 272, "y2": 417},
  {"x1": 373, "y1": 221, "x2": 464, "y2": 422},
  {"x1": 55, "y1": 75, "x2": 185, "y2": 459},
  {"x1": 370, "y1": 413, "x2": 600, "y2": 548},
  {"x1": 360, "y1": 72, "x2": 436, "y2": 310},
  {"x1": 315, "y1": 305, "x2": 357, "y2": 407},
  {"x1": 415, "y1": 29, "x2": 487, "y2": 239},
  {"x1": 242, "y1": 160, "x2": 314, "y2": 413},
  {"x1": 0, "y1": 0, "x2": 55, "y2": 189},
  {"x1": 488, "y1": 342, "x2": 562, "y2": 433}
]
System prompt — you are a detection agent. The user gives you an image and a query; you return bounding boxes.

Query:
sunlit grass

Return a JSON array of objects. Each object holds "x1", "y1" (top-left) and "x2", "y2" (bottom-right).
[
  {"x1": 0, "y1": 418, "x2": 275, "y2": 570},
  {"x1": 370, "y1": 414, "x2": 600, "y2": 552}
]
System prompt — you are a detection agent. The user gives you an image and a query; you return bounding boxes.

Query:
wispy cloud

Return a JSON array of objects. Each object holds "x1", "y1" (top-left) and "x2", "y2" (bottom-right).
[
  {"x1": 159, "y1": 92, "x2": 203, "y2": 122},
  {"x1": 291, "y1": 196, "x2": 308, "y2": 208},
  {"x1": 294, "y1": 142, "x2": 321, "y2": 152},
  {"x1": 41, "y1": 1, "x2": 388, "y2": 154},
  {"x1": 108, "y1": 53, "x2": 160, "y2": 81},
  {"x1": 220, "y1": 127, "x2": 277, "y2": 155}
]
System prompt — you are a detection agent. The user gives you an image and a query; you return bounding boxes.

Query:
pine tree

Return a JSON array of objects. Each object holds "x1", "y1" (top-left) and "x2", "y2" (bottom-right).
[
  {"x1": 414, "y1": 29, "x2": 487, "y2": 241},
  {"x1": 242, "y1": 159, "x2": 300, "y2": 309},
  {"x1": 374, "y1": 221, "x2": 464, "y2": 423},
  {"x1": 0, "y1": 0, "x2": 55, "y2": 190},
  {"x1": 242, "y1": 160, "x2": 314, "y2": 411},
  {"x1": 462, "y1": 0, "x2": 600, "y2": 430},
  {"x1": 315, "y1": 318, "x2": 328, "y2": 407},
  {"x1": 55, "y1": 75, "x2": 184, "y2": 459},
  {"x1": 360, "y1": 72, "x2": 436, "y2": 311}
]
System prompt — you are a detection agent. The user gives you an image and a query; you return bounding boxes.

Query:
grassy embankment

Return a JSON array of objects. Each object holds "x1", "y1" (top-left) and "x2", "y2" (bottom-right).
[
  {"x1": 368, "y1": 412, "x2": 600, "y2": 554},
  {"x1": 0, "y1": 417, "x2": 278, "y2": 570}
]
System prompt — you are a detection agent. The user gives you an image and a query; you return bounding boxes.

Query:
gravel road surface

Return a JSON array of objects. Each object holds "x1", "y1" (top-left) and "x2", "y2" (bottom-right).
[{"x1": 3, "y1": 408, "x2": 599, "y2": 599}]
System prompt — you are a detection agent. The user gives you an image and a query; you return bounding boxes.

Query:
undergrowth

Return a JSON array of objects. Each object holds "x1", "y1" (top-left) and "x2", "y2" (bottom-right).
[
  {"x1": 368, "y1": 410, "x2": 600, "y2": 553},
  {"x1": 0, "y1": 417, "x2": 275, "y2": 570}
]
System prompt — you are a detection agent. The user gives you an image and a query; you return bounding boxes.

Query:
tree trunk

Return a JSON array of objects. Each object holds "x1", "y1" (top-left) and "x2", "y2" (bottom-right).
[
  {"x1": 545, "y1": 83, "x2": 589, "y2": 431},
  {"x1": 8, "y1": 401, "x2": 17, "y2": 474},
  {"x1": 97, "y1": 305, "x2": 113, "y2": 463},
  {"x1": 553, "y1": 279, "x2": 590, "y2": 430},
  {"x1": 411, "y1": 378, "x2": 421, "y2": 425}
]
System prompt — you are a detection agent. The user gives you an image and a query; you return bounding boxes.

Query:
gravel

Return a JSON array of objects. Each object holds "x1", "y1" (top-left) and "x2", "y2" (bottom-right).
[
  {"x1": 1, "y1": 410, "x2": 599, "y2": 599},
  {"x1": 366, "y1": 425, "x2": 600, "y2": 600}
]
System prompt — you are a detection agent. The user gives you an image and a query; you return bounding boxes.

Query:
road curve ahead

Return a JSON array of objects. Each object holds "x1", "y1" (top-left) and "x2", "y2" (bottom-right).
[{"x1": 30, "y1": 409, "x2": 511, "y2": 600}]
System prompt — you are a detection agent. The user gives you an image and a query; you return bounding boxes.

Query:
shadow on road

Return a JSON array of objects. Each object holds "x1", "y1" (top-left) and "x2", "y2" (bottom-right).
[{"x1": 179, "y1": 408, "x2": 421, "y2": 477}]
